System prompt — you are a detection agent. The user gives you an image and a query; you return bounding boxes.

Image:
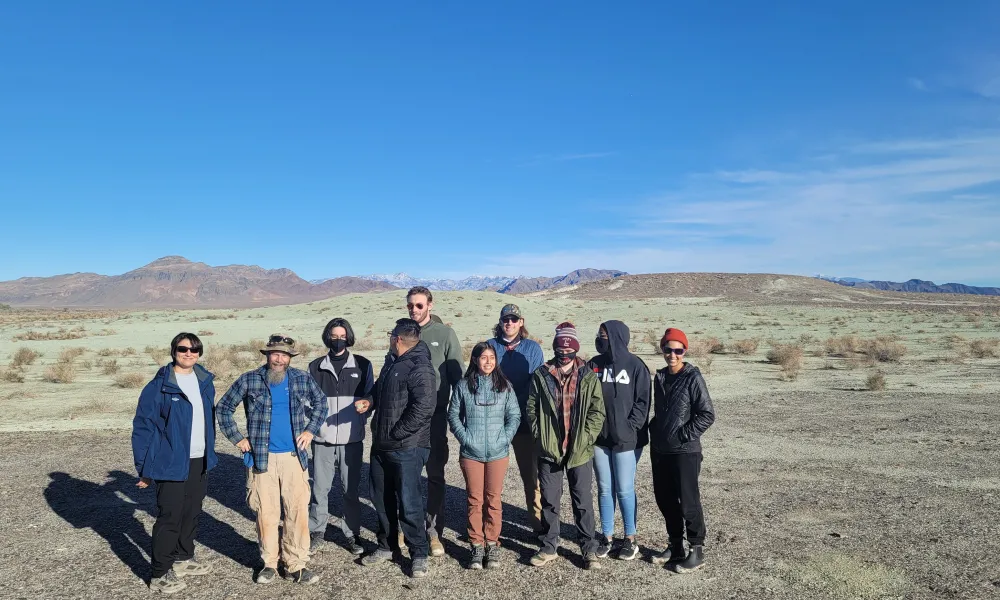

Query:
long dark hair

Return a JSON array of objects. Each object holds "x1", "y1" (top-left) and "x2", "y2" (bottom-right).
[{"x1": 464, "y1": 342, "x2": 511, "y2": 394}]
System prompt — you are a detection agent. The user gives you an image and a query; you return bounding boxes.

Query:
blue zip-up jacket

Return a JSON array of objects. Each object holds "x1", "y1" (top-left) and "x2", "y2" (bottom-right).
[
  {"x1": 216, "y1": 365, "x2": 327, "y2": 473},
  {"x1": 487, "y1": 337, "x2": 544, "y2": 435},
  {"x1": 132, "y1": 363, "x2": 219, "y2": 481},
  {"x1": 448, "y1": 376, "x2": 520, "y2": 462}
]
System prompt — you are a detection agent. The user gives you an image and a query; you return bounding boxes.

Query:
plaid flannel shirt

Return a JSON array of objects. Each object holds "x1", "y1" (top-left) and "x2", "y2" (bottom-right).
[{"x1": 217, "y1": 365, "x2": 327, "y2": 473}]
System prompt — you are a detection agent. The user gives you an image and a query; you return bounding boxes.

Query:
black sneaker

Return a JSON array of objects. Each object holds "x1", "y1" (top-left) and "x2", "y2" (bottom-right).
[
  {"x1": 673, "y1": 545, "x2": 705, "y2": 573},
  {"x1": 594, "y1": 536, "x2": 612, "y2": 558},
  {"x1": 309, "y1": 531, "x2": 325, "y2": 554},
  {"x1": 346, "y1": 535, "x2": 365, "y2": 556},
  {"x1": 411, "y1": 557, "x2": 429, "y2": 578},
  {"x1": 468, "y1": 544, "x2": 485, "y2": 570},
  {"x1": 255, "y1": 567, "x2": 277, "y2": 584},
  {"x1": 485, "y1": 542, "x2": 501, "y2": 569},
  {"x1": 288, "y1": 568, "x2": 320, "y2": 585},
  {"x1": 652, "y1": 541, "x2": 686, "y2": 565},
  {"x1": 617, "y1": 537, "x2": 639, "y2": 561}
]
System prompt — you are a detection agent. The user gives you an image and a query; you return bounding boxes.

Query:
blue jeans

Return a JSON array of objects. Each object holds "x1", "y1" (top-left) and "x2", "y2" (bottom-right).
[
  {"x1": 592, "y1": 446, "x2": 642, "y2": 537},
  {"x1": 370, "y1": 447, "x2": 430, "y2": 558}
]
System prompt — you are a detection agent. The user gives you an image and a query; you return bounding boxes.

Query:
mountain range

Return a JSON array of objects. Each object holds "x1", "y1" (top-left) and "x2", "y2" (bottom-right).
[
  {"x1": 0, "y1": 258, "x2": 626, "y2": 308},
  {"x1": 816, "y1": 276, "x2": 1000, "y2": 296}
]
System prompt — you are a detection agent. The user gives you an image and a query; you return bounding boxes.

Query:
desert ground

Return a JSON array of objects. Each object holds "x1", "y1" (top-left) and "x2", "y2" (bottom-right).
[{"x1": 1, "y1": 283, "x2": 999, "y2": 599}]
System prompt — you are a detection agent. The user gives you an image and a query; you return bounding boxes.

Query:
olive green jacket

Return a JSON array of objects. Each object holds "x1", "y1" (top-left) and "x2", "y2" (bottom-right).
[{"x1": 527, "y1": 359, "x2": 606, "y2": 469}]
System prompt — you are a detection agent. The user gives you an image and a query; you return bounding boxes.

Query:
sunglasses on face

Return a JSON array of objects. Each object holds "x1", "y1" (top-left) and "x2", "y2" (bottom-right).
[
  {"x1": 663, "y1": 348, "x2": 686, "y2": 356},
  {"x1": 406, "y1": 302, "x2": 426, "y2": 310},
  {"x1": 268, "y1": 335, "x2": 294, "y2": 346},
  {"x1": 175, "y1": 346, "x2": 202, "y2": 355},
  {"x1": 501, "y1": 316, "x2": 520, "y2": 324}
]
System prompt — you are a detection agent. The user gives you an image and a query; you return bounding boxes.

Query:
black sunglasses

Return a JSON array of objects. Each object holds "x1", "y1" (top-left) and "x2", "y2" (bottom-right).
[
  {"x1": 406, "y1": 302, "x2": 426, "y2": 310},
  {"x1": 663, "y1": 347, "x2": 686, "y2": 356},
  {"x1": 501, "y1": 316, "x2": 520, "y2": 324},
  {"x1": 268, "y1": 335, "x2": 295, "y2": 346},
  {"x1": 175, "y1": 346, "x2": 202, "y2": 355}
]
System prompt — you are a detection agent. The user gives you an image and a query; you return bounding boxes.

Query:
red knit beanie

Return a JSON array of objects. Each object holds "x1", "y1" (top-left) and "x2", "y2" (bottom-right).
[
  {"x1": 553, "y1": 322, "x2": 581, "y2": 352},
  {"x1": 660, "y1": 327, "x2": 689, "y2": 350}
]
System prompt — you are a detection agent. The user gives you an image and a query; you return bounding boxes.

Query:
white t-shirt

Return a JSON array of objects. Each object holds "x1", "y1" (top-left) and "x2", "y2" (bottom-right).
[{"x1": 175, "y1": 371, "x2": 206, "y2": 459}]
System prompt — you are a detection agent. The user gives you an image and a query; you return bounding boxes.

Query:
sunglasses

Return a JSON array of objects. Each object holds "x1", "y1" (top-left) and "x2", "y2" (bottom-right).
[
  {"x1": 268, "y1": 335, "x2": 295, "y2": 346},
  {"x1": 663, "y1": 348, "x2": 686, "y2": 356},
  {"x1": 175, "y1": 346, "x2": 202, "y2": 355},
  {"x1": 406, "y1": 302, "x2": 426, "y2": 310},
  {"x1": 501, "y1": 316, "x2": 520, "y2": 324}
]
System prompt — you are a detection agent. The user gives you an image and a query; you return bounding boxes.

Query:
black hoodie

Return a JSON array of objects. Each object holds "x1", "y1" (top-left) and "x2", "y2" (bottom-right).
[{"x1": 586, "y1": 320, "x2": 652, "y2": 452}]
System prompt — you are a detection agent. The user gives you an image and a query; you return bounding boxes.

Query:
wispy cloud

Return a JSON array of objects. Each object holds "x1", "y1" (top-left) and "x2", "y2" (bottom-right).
[{"x1": 907, "y1": 77, "x2": 929, "y2": 92}]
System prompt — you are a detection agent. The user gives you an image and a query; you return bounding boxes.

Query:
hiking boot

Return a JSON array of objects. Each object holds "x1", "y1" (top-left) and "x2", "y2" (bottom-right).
[
  {"x1": 673, "y1": 545, "x2": 705, "y2": 573},
  {"x1": 255, "y1": 567, "x2": 277, "y2": 584},
  {"x1": 484, "y1": 542, "x2": 501, "y2": 569},
  {"x1": 172, "y1": 559, "x2": 213, "y2": 577},
  {"x1": 288, "y1": 568, "x2": 320, "y2": 585},
  {"x1": 361, "y1": 548, "x2": 395, "y2": 566},
  {"x1": 309, "y1": 531, "x2": 325, "y2": 554},
  {"x1": 346, "y1": 535, "x2": 365, "y2": 556},
  {"x1": 468, "y1": 544, "x2": 485, "y2": 570},
  {"x1": 149, "y1": 570, "x2": 186, "y2": 594},
  {"x1": 617, "y1": 537, "x2": 639, "y2": 561},
  {"x1": 411, "y1": 557, "x2": 429, "y2": 578},
  {"x1": 652, "y1": 541, "x2": 686, "y2": 566},
  {"x1": 584, "y1": 551, "x2": 602, "y2": 570},
  {"x1": 594, "y1": 536, "x2": 612, "y2": 558},
  {"x1": 429, "y1": 536, "x2": 445, "y2": 557},
  {"x1": 530, "y1": 550, "x2": 557, "y2": 567}
]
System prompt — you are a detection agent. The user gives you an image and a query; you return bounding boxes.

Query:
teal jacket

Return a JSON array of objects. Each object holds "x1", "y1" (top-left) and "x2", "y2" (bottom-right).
[{"x1": 448, "y1": 376, "x2": 520, "y2": 462}]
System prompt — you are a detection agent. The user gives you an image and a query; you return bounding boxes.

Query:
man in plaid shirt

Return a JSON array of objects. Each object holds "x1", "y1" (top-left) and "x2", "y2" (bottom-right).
[{"x1": 217, "y1": 334, "x2": 327, "y2": 586}]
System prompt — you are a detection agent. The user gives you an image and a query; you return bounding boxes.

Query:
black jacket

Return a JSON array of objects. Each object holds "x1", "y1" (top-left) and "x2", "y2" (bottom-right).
[
  {"x1": 649, "y1": 363, "x2": 715, "y2": 454},
  {"x1": 586, "y1": 320, "x2": 652, "y2": 452},
  {"x1": 368, "y1": 341, "x2": 437, "y2": 452}
]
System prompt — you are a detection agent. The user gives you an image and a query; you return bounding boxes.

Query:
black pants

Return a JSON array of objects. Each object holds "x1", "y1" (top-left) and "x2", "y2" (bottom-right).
[
  {"x1": 650, "y1": 451, "x2": 706, "y2": 546},
  {"x1": 152, "y1": 457, "x2": 208, "y2": 578},
  {"x1": 537, "y1": 459, "x2": 597, "y2": 555},
  {"x1": 371, "y1": 447, "x2": 430, "y2": 559},
  {"x1": 424, "y1": 409, "x2": 449, "y2": 539}
]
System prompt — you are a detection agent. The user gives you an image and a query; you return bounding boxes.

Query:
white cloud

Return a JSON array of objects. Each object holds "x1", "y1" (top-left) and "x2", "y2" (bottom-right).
[{"x1": 908, "y1": 77, "x2": 929, "y2": 92}]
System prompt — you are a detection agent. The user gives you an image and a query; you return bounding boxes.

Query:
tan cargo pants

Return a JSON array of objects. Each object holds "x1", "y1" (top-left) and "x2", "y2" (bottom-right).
[{"x1": 247, "y1": 452, "x2": 311, "y2": 571}]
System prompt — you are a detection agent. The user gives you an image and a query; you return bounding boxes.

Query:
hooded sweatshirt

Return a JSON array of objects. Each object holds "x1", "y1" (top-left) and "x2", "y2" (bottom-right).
[{"x1": 586, "y1": 320, "x2": 652, "y2": 452}]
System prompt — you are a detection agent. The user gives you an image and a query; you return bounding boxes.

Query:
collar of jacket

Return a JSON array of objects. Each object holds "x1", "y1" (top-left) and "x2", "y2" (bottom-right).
[
  {"x1": 544, "y1": 356, "x2": 587, "y2": 380},
  {"x1": 393, "y1": 340, "x2": 431, "y2": 364},
  {"x1": 159, "y1": 362, "x2": 213, "y2": 394},
  {"x1": 319, "y1": 351, "x2": 357, "y2": 376}
]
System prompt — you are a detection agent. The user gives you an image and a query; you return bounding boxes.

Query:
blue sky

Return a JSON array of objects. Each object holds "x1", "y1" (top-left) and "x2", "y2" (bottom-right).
[{"x1": 2, "y1": 2, "x2": 999, "y2": 285}]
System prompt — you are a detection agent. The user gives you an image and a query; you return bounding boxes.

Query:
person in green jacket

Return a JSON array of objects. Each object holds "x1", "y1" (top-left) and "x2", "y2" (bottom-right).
[
  {"x1": 527, "y1": 322, "x2": 606, "y2": 571},
  {"x1": 406, "y1": 286, "x2": 465, "y2": 556},
  {"x1": 448, "y1": 342, "x2": 520, "y2": 570}
]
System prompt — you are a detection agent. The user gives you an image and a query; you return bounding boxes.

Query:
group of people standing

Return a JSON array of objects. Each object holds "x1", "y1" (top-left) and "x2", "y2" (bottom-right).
[{"x1": 131, "y1": 286, "x2": 716, "y2": 594}]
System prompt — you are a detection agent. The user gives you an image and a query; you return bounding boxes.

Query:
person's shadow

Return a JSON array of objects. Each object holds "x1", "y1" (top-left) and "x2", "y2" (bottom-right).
[{"x1": 44, "y1": 468, "x2": 259, "y2": 582}]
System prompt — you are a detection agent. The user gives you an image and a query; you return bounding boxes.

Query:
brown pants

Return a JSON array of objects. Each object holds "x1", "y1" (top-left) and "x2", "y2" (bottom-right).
[
  {"x1": 459, "y1": 456, "x2": 510, "y2": 545},
  {"x1": 511, "y1": 431, "x2": 542, "y2": 532},
  {"x1": 247, "y1": 452, "x2": 311, "y2": 571}
]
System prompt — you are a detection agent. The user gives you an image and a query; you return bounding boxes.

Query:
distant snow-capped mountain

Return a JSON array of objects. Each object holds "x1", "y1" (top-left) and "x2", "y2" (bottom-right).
[{"x1": 357, "y1": 273, "x2": 517, "y2": 291}]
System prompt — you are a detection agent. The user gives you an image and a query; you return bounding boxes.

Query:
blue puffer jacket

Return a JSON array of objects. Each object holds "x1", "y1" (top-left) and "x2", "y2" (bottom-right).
[
  {"x1": 132, "y1": 363, "x2": 219, "y2": 481},
  {"x1": 448, "y1": 376, "x2": 520, "y2": 462}
]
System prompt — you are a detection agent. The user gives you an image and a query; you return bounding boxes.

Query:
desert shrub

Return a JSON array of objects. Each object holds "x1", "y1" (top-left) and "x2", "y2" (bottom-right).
[
  {"x1": 968, "y1": 339, "x2": 1000, "y2": 359},
  {"x1": 866, "y1": 371, "x2": 886, "y2": 391},
  {"x1": 767, "y1": 343, "x2": 804, "y2": 380},
  {"x1": 825, "y1": 335, "x2": 861, "y2": 357},
  {"x1": 197, "y1": 330, "x2": 215, "y2": 336},
  {"x1": 353, "y1": 335, "x2": 380, "y2": 352},
  {"x1": 943, "y1": 334, "x2": 967, "y2": 349},
  {"x1": 13, "y1": 327, "x2": 87, "y2": 341},
  {"x1": 698, "y1": 354, "x2": 714, "y2": 374},
  {"x1": 2, "y1": 369, "x2": 25, "y2": 383},
  {"x1": 59, "y1": 347, "x2": 86, "y2": 362},
  {"x1": 115, "y1": 372, "x2": 146, "y2": 388},
  {"x1": 121, "y1": 347, "x2": 137, "y2": 357},
  {"x1": 81, "y1": 360, "x2": 93, "y2": 369},
  {"x1": 688, "y1": 337, "x2": 724, "y2": 356},
  {"x1": 11, "y1": 347, "x2": 41, "y2": 367},
  {"x1": 863, "y1": 337, "x2": 907, "y2": 363},
  {"x1": 101, "y1": 359, "x2": 120, "y2": 375},
  {"x1": 730, "y1": 338, "x2": 760, "y2": 355},
  {"x1": 799, "y1": 333, "x2": 815, "y2": 343},
  {"x1": 97, "y1": 348, "x2": 116, "y2": 357},
  {"x1": 44, "y1": 362, "x2": 76, "y2": 383}
]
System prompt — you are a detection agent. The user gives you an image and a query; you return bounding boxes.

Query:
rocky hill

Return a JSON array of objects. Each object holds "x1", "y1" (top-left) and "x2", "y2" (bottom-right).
[
  {"x1": 833, "y1": 278, "x2": 1000, "y2": 296},
  {"x1": 0, "y1": 257, "x2": 396, "y2": 308},
  {"x1": 356, "y1": 268, "x2": 626, "y2": 293}
]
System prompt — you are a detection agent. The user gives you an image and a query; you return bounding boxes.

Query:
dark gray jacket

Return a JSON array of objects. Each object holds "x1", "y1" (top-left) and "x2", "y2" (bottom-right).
[{"x1": 649, "y1": 364, "x2": 715, "y2": 454}]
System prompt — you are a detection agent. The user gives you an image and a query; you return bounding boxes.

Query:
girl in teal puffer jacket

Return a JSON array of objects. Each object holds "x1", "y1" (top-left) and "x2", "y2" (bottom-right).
[{"x1": 448, "y1": 342, "x2": 520, "y2": 569}]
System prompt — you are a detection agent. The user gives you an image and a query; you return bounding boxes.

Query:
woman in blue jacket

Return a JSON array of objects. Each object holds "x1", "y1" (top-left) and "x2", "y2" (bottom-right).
[
  {"x1": 131, "y1": 333, "x2": 219, "y2": 595},
  {"x1": 448, "y1": 342, "x2": 520, "y2": 570}
]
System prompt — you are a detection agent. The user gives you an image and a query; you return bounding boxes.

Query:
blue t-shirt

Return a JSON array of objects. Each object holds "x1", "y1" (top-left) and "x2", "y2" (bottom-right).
[{"x1": 268, "y1": 376, "x2": 296, "y2": 453}]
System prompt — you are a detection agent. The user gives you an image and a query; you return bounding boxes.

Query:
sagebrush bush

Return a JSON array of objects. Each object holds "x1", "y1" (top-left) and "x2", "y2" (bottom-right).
[
  {"x1": 688, "y1": 337, "x2": 725, "y2": 357},
  {"x1": 968, "y1": 339, "x2": 999, "y2": 359},
  {"x1": 115, "y1": 372, "x2": 146, "y2": 389},
  {"x1": 59, "y1": 347, "x2": 87, "y2": 362},
  {"x1": 866, "y1": 371, "x2": 886, "y2": 391},
  {"x1": 44, "y1": 362, "x2": 76, "y2": 383},
  {"x1": 825, "y1": 335, "x2": 861, "y2": 357},
  {"x1": 11, "y1": 347, "x2": 40, "y2": 367},
  {"x1": 1, "y1": 369, "x2": 25, "y2": 383},
  {"x1": 730, "y1": 338, "x2": 760, "y2": 355},
  {"x1": 863, "y1": 337, "x2": 907, "y2": 363},
  {"x1": 101, "y1": 359, "x2": 120, "y2": 375},
  {"x1": 767, "y1": 343, "x2": 804, "y2": 380}
]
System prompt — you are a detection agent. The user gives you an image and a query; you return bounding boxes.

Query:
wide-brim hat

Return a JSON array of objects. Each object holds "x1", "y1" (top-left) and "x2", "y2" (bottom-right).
[{"x1": 260, "y1": 334, "x2": 299, "y2": 357}]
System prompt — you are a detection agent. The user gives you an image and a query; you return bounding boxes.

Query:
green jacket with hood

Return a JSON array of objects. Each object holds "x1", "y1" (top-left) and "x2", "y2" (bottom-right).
[{"x1": 527, "y1": 358, "x2": 606, "y2": 469}]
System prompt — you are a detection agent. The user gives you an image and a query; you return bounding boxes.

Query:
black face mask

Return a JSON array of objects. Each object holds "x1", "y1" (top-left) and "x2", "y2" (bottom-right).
[
  {"x1": 327, "y1": 339, "x2": 348, "y2": 354},
  {"x1": 556, "y1": 352, "x2": 577, "y2": 365},
  {"x1": 595, "y1": 337, "x2": 611, "y2": 355}
]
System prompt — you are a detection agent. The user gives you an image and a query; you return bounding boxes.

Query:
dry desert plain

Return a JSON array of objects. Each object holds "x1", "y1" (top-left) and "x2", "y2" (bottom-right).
[{"x1": 1, "y1": 277, "x2": 999, "y2": 599}]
